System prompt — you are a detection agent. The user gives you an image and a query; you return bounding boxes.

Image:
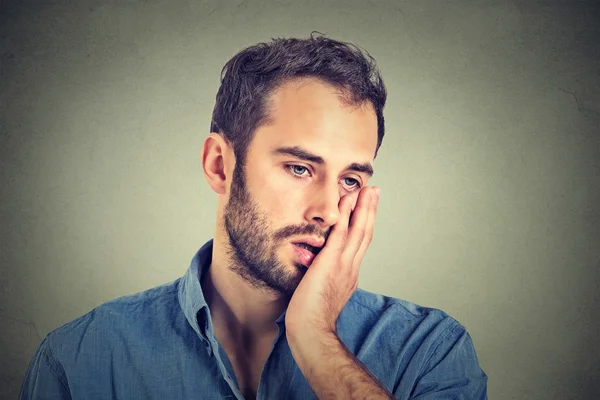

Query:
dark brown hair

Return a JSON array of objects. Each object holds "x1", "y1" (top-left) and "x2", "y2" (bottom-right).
[{"x1": 210, "y1": 32, "x2": 387, "y2": 168}]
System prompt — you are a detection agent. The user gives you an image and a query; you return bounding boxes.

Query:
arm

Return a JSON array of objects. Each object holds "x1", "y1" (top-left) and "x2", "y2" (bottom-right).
[
  {"x1": 288, "y1": 330, "x2": 395, "y2": 400},
  {"x1": 402, "y1": 324, "x2": 488, "y2": 400},
  {"x1": 285, "y1": 187, "x2": 394, "y2": 398},
  {"x1": 284, "y1": 187, "x2": 486, "y2": 399},
  {"x1": 20, "y1": 340, "x2": 71, "y2": 400}
]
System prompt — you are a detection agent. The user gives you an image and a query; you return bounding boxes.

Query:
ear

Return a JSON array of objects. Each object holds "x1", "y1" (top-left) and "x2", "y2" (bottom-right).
[{"x1": 201, "y1": 133, "x2": 235, "y2": 195}]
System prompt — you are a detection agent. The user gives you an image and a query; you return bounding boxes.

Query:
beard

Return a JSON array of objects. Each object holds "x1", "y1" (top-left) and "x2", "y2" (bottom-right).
[{"x1": 221, "y1": 161, "x2": 307, "y2": 298}]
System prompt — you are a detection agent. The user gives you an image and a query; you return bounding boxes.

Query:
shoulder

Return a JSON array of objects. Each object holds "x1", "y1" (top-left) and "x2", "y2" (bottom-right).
[
  {"x1": 340, "y1": 288, "x2": 467, "y2": 346},
  {"x1": 42, "y1": 278, "x2": 182, "y2": 358},
  {"x1": 339, "y1": 289, "x2": 487, "y2": 397},
  {"x1": 339, "y1": 289, "x2": 484, "y2": 382},
  {"x1": 346, "y1": 287, "x2": 454, "y2": 324}
]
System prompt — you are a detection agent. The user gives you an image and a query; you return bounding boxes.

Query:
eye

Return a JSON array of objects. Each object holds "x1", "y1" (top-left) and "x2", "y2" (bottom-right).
[
  {"x1": 342, "y1": 177, "x2": 361, "y2": 189},
  {"x1": 288, "y1": 164, "x2": 310, "y2": 177},
  {"x1": 284, "y1": 164, "x2": 362, "y2": 190}
]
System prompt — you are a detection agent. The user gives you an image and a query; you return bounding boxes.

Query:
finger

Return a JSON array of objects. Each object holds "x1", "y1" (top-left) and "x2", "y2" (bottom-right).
[
  {"x1": 342, "y1": 187, "x2": 375, "y2": 266},
  {"x1": 326, "y1": 193, "x2": 355, "y2": 253},
  {"x1": 352, "y1": 187, "x2": 379, "y2": 275}
]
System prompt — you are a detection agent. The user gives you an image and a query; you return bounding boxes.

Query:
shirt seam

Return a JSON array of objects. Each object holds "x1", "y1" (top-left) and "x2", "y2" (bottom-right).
[
  {"x1": 349, "y1": 295, "x2": 382, "y2": 318},
  {"x1": 40, "y1": 342, "x2": 70, "y2": 392},
  {"x1": 416, "y1": 319, "x2": 461, "y2": 378},
  {"x1": 115, "y1": 285, "x2": 180, "y2": 305},
  {"x1": 353, "y1": 290, "x2": 430, "y2": 320}
]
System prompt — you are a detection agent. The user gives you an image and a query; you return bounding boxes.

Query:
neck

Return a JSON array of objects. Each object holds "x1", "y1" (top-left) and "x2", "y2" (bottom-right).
[{"x1": 201, "y1": 250, "x2": 287, "y2": 342}]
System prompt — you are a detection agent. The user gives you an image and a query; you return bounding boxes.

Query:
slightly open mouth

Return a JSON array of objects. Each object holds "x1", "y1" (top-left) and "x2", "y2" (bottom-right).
[{"x1": 294, "y1": 242, "x2": 321, "y2": 255}]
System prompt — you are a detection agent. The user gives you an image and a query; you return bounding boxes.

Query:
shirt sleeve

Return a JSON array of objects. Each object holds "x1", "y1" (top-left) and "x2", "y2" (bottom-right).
[
  {"x1": 402, "y1": 321, "x2": 488, "y2": 400},
  {"x1": 20, "y1": 338, "x2": 72, "y2": 400}
]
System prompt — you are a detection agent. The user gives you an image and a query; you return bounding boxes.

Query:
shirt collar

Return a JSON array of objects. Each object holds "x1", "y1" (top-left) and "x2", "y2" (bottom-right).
[
  {"x1": 178, "y1": 238, "x2": 213, "y2": 340},
  {"x1": 178, "y1": 238, "x2": 287, "y2": 341}
]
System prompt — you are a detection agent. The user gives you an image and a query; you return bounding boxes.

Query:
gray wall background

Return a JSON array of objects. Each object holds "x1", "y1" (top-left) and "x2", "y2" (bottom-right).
[{"x1": 1, "y1": 1, "x2": 599, "y2": 399}]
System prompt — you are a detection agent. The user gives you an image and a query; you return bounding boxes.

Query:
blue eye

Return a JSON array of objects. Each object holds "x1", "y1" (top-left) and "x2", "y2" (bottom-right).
[
  {"x1": 290, "y1": 165, "x2": 309, "y2": 176},
  {"x1": 343, "y1": 177, "x2": 361, "y2": 188},
  {"x1": 285, "y1": 164, "x2": 361, "y2": 190}
]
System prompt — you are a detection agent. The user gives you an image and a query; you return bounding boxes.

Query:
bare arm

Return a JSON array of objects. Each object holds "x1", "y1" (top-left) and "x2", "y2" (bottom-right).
[{"x1": 288, "y1": 330, "x2": 395, "y2": 400}]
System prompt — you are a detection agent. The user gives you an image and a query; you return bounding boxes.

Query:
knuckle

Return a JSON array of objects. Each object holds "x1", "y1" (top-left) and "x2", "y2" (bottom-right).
[{"x1": 357, "y1": 228, "x2": 366, "y2": 242}]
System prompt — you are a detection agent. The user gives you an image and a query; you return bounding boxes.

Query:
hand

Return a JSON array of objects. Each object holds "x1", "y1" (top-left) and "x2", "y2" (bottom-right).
[{"x1": 285, "y1": 186, "x2": 381, "y2": 339}]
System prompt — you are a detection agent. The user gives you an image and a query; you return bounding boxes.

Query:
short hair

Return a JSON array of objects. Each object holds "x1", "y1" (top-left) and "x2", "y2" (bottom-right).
[{"x1": 210, "y1": 32, "x2": 387, "y2": 168}]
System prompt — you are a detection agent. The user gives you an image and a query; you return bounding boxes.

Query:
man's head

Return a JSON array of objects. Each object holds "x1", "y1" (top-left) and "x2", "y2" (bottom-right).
[{"x1": 202, "y1": 34, "x2": 387, "y2": 298}]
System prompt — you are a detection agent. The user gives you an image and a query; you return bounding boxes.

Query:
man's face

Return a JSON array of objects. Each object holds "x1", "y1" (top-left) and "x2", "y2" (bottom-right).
[{"x1": 222, "y1": 78, "x2": 378, "y2": 298}]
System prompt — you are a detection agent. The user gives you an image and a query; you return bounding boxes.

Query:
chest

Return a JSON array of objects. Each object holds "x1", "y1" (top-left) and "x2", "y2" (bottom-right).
[{"x1": 225, "y1": 344, "x2": 272, "y2": 400}]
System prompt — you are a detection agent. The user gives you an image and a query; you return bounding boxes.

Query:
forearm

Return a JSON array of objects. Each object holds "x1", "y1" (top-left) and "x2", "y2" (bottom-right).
[{"x1": 288, "y1": 331, "x2": 395, "y2": 400}]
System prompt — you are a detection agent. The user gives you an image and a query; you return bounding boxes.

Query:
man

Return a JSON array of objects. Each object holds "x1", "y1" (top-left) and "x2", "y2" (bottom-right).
[{"x1": 20, "y1": 34, "x2": 488, "y2": 399}]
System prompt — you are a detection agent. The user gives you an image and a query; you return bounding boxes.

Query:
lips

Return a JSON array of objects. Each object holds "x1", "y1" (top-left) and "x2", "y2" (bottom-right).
[
  {"x1": 292, "y1": 243, "x2": 317, "y2": 267},
  {"x1": 294, "y1": 242, "x2": 320, "y2": 255},
  {"x1": 291, "y1": 237, "x2": 325, "y2": 253}
]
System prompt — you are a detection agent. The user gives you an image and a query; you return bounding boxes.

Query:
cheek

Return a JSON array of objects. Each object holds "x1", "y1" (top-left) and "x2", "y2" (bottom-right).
[
  {"x1": 258, "y1": 170, "x2": 308, "y2": 220},
  {"x1": 257, "y1": 186, "x2": 289, "y2": 215},
  {"x1": 263, "y1": 191, "x2": 304, "y2": 226},
  {"x1": 263, "y1": 175, "x2": 294, "y2": 205},
  {"x1": 268, "y1": 194, "x2": 299, "y2": 216}
]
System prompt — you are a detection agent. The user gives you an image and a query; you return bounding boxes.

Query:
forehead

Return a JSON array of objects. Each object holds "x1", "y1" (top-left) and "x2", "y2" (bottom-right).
[{"x1": 252, "y1": 78, "x2": 378, "y2": 169}]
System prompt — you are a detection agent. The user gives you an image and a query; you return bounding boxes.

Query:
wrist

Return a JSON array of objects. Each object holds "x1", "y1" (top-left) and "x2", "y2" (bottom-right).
[
  {"x1": 288, "y1": 329, "x2": 341, "y2": 368},
  {"x1": 287, "y1": 325, "x2": 338, "y2": 348}
]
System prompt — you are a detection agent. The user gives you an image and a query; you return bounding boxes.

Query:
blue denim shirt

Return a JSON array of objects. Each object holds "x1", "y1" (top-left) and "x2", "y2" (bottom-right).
[{"x1": 21, "y1": 239, "x2": 487, "y2": 399}]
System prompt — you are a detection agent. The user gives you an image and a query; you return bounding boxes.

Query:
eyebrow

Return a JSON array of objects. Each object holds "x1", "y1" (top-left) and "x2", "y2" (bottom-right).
[{"x1": 270, "y1": 145, "x2": 374, "y2": 178}]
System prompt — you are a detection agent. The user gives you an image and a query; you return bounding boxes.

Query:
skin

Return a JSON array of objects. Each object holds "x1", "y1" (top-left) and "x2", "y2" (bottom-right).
[{"x1": 200, "y1": 77, "x2": 390, "y2": 399}]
